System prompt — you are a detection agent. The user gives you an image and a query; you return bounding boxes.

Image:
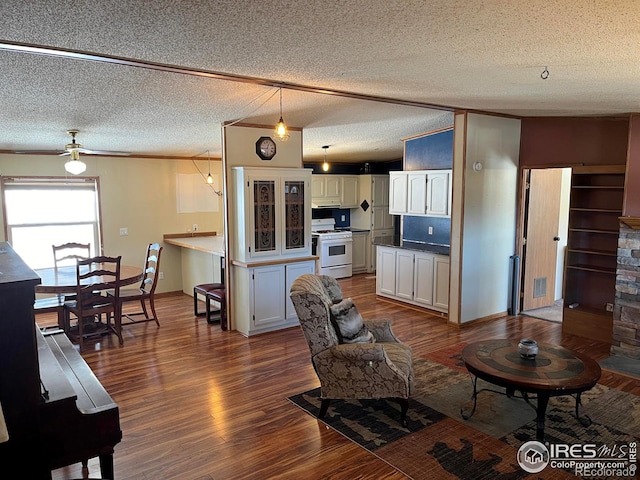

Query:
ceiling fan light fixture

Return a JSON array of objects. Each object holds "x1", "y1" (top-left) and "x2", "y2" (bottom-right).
[
  {"x1": 64, "y1": 150, "x2": 87, "y2": 175},
  {"x1": 274, "y1": 88, "x2": 289, "y2": 141}
]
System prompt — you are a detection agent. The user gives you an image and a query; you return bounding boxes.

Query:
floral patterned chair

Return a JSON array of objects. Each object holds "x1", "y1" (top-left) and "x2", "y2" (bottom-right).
[{"x1": 289, "y1": 274, "x2": 414, "y2": 426}]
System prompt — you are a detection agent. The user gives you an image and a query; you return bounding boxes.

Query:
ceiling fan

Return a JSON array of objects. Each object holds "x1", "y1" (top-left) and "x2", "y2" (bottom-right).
[{"x1": 13, "y1": 129, "x2": 131, "y2": 157}]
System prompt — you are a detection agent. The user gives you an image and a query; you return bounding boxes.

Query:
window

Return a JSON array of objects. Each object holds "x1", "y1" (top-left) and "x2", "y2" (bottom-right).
[{"x1": 2, "y1": 176, "x2": 102, "y2": 269}]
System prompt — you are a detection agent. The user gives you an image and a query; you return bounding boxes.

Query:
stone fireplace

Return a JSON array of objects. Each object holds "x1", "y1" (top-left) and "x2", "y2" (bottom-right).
[{"x1": 612, "y1": 220, "x2": 640, "y2": 359}]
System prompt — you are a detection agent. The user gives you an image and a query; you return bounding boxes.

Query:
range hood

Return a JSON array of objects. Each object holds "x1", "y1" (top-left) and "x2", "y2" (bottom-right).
[{"x1": 312, "y1": 198, "x2": 341, "y2": 209}]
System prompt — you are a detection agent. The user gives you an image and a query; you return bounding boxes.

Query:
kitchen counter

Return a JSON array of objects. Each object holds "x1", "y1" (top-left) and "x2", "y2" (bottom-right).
[
  {"x1": 163, "y1": 234, "x2": 225, "y2": 295},
  {"x1": 374, "y1": 237, "x2": 450, "y2": 256},
  {"x1": 164, "y1": 235, "x2": 225, "y2": 256}
]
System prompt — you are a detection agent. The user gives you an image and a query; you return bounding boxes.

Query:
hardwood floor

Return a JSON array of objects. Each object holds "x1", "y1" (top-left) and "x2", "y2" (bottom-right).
[{"x1": 42, "y1": 273, "x2": 639, "y2": 480}]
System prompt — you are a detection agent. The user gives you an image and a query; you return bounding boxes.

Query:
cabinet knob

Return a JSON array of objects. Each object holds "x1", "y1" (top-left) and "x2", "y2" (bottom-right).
[{"x1": 553, "y1": 236, "x2": 560, "y2": 241}]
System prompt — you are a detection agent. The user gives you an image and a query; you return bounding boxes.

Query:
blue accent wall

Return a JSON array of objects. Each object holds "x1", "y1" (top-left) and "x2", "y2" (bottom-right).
[
  {"x1": 404, "y1": 129, "x2": 453, "y2": 170},
  {"x1": 402, "y1": 216, "x2": 451, "y2": 246},
  {"x1": 311, "y1": 207, "x2": 350, "y2": 227},
  {"x1": 401, "y1": 128, "x2": 454, "y2": 246}
]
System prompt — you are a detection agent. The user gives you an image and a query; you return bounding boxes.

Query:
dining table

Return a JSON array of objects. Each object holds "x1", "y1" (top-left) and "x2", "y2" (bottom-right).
[
  {"x1": 34, "y1": 264, "x2": 144, "y2": 330},
  {"x1": 35, "y1": 264, "x2": 144, "y2": 295}
]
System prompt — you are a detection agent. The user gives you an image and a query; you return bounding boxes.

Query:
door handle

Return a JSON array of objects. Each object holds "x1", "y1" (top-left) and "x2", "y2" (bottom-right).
[{"x1": 553, "y1": 236, "x2": 560, "y2": 241}]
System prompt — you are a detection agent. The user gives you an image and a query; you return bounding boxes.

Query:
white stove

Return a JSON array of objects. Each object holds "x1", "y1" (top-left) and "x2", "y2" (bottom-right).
[{"x1": 312, "y1": 219, "x2": 353, "y2": 279}]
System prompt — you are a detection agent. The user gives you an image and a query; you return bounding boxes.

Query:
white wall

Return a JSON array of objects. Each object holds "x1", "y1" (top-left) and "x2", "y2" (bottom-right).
[
  {"x1": 0, "y1": 153, "x2": 224, "y2": 294},
  {"x1": 452, "y1": 113, "x2": 521, "y2": 324}
]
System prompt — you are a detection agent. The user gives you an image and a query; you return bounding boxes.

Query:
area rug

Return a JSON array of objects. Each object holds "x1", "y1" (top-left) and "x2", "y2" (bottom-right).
[
  {"x1": 288, "y1": 352, "x2": 640, "y2": 479},
  {"x1": 600, "y1": 355, "x2": 640, "y2": 379}
]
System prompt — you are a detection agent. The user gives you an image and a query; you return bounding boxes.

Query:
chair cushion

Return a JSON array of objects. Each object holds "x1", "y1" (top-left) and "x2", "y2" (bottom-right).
[{"x1": 329, "y1": 298, "x2": 374, "y2": 344}]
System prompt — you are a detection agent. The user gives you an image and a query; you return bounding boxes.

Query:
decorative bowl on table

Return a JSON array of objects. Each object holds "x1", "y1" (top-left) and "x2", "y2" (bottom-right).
[{"x1": 518, "y1": 338, "x2": 539, "y2": 360}]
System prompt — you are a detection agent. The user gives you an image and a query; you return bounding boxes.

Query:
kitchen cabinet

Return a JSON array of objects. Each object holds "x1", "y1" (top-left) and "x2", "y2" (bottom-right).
[
  {"x1": 375, "y1": 245, "x2": 449, "y2": 313},
  {"x1": 351, "y1": 231, "x2": 369, "y2": 274},
  {"x1": 562, "y1": 165, "x2": 625, "y2": 343},
  {"x1": 285, "y1": 261, "x2": 317, "y2": 320},
  {"x1": 340, "y1": 175, "x2": 359, "y2": 208},
  {"x1": 233, "y1": 167, "x2": 311, "y2": 262},
  {"x1": 372, "y1": 174, "x2": 389, "y2": 207},
  {"x1": 235, "y1": 259, "x2": 316, "y2": 336},
  {"x1": 351, "y1": 175, "x2": 394, "y2": 272},
  {"x1": 376, "y1": 246, "x2": 397, "y2": 296},
  {"x1": 311, "y1": 175, "x2": 341, "y2": 207},
  {"x1": 388, "y1": 170, "x2": 452, "y2": 217},
  {"x1": 389, "y1": 172, "x2": 408, "y2": 214},
  {"x1": 426, "y1": 171, "x2": 452, "y2": 217}
]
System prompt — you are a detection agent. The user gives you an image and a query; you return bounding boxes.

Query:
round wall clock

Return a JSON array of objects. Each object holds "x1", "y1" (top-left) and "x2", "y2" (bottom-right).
[{"x1": 255, "y1": 136, "x2": 277, "y2": 160}]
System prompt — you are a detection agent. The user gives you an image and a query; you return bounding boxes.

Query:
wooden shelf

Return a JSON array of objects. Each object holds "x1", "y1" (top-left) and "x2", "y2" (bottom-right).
[
  {"x1": 570, "y1": 207, "x2": 622, "y2": 213},
  {"x1": 571, "y1": 185, "x2": 624, "y2": 190},
  {"x1": 566, "y1": 264, "x2": 616, "y2": 275},
  {"x1": 563, "y1": 165, "x2": 624, "y2": 342},
  {"x1": 569, "y1": 227, "x2": 619, "y2": 235},
  {"x1": 566, "y1": 248, "x2": 617, "y2": 256}
]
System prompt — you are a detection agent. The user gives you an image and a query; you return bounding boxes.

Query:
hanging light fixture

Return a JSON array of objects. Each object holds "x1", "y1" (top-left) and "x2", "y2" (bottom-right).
[
  {"x1": 64, "y1": 149, "x2": 87, "y2": 175},
  {"x1": 322, "y1": 145, "x2": 330, "y2": 172},
  {"x1": 206, "y1": 150, "x2": 214, "y2": 184},
  {"x1": 274, "y1": 87, "x2": 289, "y2": 141}
]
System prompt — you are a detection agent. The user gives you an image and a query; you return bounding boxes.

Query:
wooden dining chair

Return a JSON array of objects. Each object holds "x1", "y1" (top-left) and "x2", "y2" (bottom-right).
[
  {"x1": 109, "y1": 243, "x2": 163, "y2": 328},
  {"x1": 53, "y1": 242, "x2": 91, "y2": 268},
  {"x1": 34, "y1": 242, "x2": 92, "y2": 328},
  {"x1": 63, "y1": 255, "x2": 122, "y2": 351}
]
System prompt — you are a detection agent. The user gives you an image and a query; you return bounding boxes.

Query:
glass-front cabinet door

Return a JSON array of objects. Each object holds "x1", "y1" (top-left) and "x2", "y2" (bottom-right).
[
  {"x1": 252, "y1": 179, "x2": 277, "y2": 255},
  {"x1": 283, "y1": 179, "x2": 305, "y2": 253},
  {"x1": 233, "y1": 167, "x2": 311, "y2": 262}
]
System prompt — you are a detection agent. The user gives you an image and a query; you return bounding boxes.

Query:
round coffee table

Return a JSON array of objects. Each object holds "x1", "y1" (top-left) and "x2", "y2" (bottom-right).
[{"x1": 461, "y1": 339, "x2": 601, "y2": 441}]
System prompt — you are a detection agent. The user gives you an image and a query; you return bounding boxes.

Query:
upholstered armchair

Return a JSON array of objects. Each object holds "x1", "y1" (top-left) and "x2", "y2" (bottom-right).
[{"x1": 289, "y1": 274, "x2": 414, "y2": 426}]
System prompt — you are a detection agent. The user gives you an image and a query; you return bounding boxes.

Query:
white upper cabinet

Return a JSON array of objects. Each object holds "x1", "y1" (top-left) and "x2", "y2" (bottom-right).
[
  {"x1": 311, "y1": 175, "x2": 341, "y2": 208},
  {"x1": 388, "y1": 172, "x2": 408, "y2": 214},
  {"x1": 388, "y1": 169, "x2": 452, "y2": 217},
  {"x1": 233, "y1": 167, "x2": 311, "y2": 262},
  {"x1": 426, "y1": 171, "x2": 451, "y2": 217},
  {"x1": 372, "y1": 175, "x2": 389, "y2": 207},
  {"x1": 407, "y1": 173, "x2": 427, "y2": 215},
  {"x1": 340, "y1": 176, "x2": 359, "y2": 208}
]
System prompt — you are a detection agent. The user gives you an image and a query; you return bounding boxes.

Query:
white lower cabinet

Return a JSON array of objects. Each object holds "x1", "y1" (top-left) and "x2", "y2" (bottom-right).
[
  {"x1": 285, "y1": 261, "x2": 316, "y2": 320},
  {"x1": 376, "y1": 245, "x2": 449, "y2": 313},
  {"x1": 351, "y1": 232, "x2": 369, "y2": 274},
  {"x1": 234, "y1": 260, "x2": 315, "y2": 336}
]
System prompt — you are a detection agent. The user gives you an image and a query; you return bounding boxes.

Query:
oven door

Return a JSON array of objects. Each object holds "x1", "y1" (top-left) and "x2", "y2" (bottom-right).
[{"x1": 319, "y1": 237, "x2": 353, "y2": 268}]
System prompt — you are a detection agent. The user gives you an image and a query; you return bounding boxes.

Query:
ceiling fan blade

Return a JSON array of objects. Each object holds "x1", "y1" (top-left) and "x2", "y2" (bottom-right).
[
  {"x1": 78, "y1": 148, "x2": 131, "y2": 156},
  {"x1": 11, "y1": 150, "x2": 65, "y2": 155},
  {"x1": 59, "y1": 152, "x2": 71, "y2": 157}
]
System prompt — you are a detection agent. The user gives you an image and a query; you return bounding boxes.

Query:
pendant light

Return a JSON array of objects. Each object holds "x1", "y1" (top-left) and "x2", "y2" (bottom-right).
[
  {"x1": 64, "y1": 149, "x2": 87, "y2": 175},
  {"x1": 322, "y1": 145, "x2": 330, "y2": 172},
  {"x1": 206, "y1": 150, "x2": 213, "y2": 184},
  {"x1": 274, "y1": 87, "x2": 289, "y2": 141}
]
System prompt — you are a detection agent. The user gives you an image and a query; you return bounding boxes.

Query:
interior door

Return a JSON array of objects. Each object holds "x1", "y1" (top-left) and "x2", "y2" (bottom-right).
[{"x1": 521, "y1": 168, "x2": 563, "y2": 311}]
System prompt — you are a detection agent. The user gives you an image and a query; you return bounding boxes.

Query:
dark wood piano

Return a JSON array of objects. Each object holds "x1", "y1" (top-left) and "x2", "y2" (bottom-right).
[{"x1": 0, "y1": 242, "x2": 121, "y2": 479}]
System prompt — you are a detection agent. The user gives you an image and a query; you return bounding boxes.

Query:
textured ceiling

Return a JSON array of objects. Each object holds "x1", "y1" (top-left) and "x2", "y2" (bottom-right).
[{"x1": 1, "y1": 0, "x2": 639, "y2": 163}]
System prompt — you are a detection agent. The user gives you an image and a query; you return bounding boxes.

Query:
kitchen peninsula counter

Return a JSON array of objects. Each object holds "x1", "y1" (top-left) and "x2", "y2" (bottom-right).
[
  {"x1": 163, "y1": 233, "x2": 225, "y2": 295},
  {"x1": 164, "y1": 234, "x2": 225, "y2": 256}
]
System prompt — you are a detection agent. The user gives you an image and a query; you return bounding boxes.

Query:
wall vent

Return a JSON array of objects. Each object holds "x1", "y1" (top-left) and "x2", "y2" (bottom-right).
[{"x1": 533, "y1": 277, "x2": 547, "y2": 298}]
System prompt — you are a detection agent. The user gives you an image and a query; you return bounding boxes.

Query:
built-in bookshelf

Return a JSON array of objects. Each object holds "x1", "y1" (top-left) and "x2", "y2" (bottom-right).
[{"x1": 562, "y1": 165, "x2": 626, "y2": 343}]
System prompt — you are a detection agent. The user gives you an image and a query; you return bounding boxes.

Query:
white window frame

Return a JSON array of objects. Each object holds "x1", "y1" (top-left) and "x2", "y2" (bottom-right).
[{"x1": 1, "y1": 176, "x2": 103, "y2": 269}]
